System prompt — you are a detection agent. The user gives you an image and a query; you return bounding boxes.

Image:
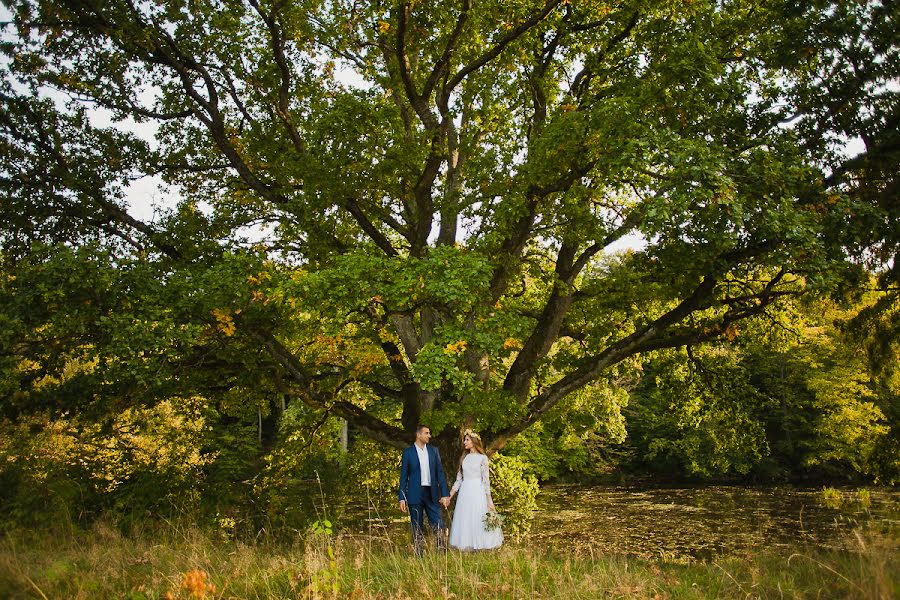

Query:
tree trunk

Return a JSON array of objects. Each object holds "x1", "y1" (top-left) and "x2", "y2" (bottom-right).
[{"x1": 432, "y1": 427, "x2": 463, "y2": 485}]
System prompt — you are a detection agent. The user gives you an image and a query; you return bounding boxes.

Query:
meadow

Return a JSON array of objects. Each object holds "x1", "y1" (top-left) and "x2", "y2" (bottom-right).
[{"x1": 0, "y1": 517, "x2": 895, "y2": 599}]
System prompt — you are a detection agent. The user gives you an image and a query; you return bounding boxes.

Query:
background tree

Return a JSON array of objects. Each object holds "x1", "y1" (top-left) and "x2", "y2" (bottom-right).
[
  {"x1": 621, "y1": 290, "x2": 897, "y2": 484},
  {"x1": 1, "y1": 0, "x2": 897, "y2": 467}
]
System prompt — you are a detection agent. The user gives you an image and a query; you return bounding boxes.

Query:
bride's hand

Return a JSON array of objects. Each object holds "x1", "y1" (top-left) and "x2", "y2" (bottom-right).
[{"x1": 487, "y1": 500, "x2": 495, "y2": 511}]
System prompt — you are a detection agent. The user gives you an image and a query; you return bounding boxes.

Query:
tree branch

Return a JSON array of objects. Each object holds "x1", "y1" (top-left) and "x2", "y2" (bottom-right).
[
  {"x1": 394, "y1": 2, "x2": 438, "y2": 128},
  {"x1": 422, "y1": 0, "x2": 470, "y2": 104},
  {"x1": 345, "y1": 198, "x2": 400, "y2": 256},
  {"x1": 243, "y1": 325, "x2": 407, "y2": 448},
  {"x1": 488, "y1": 240, "x2": 782, "y2": 451},
  {"x1": 488, "y1": 161, "x2": 596, "y2": 302},
  {"x1": 571, "y1": 11, "x2": 640, "y2": 101},
  {"x1": 0, "y1": 92, "x2": 182, "y2": 260},
  {"x1": 248, "y1": 0, "x2": 307, "y2": 155},
  {"x1": 445, "y1": 0, "x2": 562, "y2": 95}
]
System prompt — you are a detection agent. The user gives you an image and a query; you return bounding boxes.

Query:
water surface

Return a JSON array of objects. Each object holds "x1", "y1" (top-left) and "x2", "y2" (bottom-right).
[
  {"x1": 529, "y1": 484, "x2": 900, "y2": 560},
  {"x1": 344, "y1": 484, "x2": 899, "y2": 561}
]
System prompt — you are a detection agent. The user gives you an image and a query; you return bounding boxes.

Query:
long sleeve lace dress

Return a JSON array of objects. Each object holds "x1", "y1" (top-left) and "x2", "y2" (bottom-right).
[{"x1": 448, "y1": 453, "x2": 504, "y2": 550}]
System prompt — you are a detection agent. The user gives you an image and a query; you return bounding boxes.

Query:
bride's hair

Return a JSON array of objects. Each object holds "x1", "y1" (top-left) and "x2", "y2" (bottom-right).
[{"x1": 457, "y1": 429, "x2": 486, "y2": 477}]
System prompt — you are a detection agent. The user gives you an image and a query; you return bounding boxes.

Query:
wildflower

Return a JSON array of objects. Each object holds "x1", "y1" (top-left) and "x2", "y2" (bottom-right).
[{"x1": 181, "y1": 568, "x2": 216, "y2": 599}]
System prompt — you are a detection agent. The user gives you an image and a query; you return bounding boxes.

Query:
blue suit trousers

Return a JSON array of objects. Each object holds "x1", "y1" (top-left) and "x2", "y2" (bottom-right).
[{"x1": 408, "y1": 485, "x2": 446, "y2": 555}]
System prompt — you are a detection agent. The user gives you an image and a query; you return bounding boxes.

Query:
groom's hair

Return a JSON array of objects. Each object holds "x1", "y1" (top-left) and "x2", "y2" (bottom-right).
[{"x1": 415, "y1": 424, "x2": 429, "y2": 433}]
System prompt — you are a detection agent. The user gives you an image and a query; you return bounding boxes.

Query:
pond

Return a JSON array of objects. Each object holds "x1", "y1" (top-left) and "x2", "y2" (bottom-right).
[
  {"x1": 530, "y1": 484, "x2": 900, "y2": 560},
  {"x1": 344, "y1": 484, "x2": 900, "y2": 561}
]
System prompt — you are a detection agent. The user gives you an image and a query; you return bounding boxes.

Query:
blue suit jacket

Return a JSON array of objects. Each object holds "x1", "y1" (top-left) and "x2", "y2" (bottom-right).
[{"x1": 398, "y1": 444, "x2": 450, "y2": 505}]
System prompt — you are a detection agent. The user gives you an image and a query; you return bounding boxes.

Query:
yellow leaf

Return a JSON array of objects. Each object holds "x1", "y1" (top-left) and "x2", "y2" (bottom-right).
[
  {"x1": 443, "y1": 340, "x2": 467, "y2": 355},
  {"x1": 503, "y1": 338, "x2": 520, "y2": 350},
  {"x1": 211, "y1": 308, "x2": 236, "y2": 337}
]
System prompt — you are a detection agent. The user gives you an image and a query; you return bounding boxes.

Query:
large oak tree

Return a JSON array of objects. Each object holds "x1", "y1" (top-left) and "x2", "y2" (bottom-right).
[{"x1": 1, "y1": 0, "x2": 897, "y2": 457}]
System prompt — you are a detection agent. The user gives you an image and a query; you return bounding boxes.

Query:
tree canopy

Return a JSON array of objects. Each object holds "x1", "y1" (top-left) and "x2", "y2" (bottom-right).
[{"x1": 1, "y1": 0, "x2": 897, "y2": 454}]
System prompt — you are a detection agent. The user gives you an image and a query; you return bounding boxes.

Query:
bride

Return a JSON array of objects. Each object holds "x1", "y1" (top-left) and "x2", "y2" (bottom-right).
[{"x1": 448, "y1": 429, "x2": 504, "y2": 550}]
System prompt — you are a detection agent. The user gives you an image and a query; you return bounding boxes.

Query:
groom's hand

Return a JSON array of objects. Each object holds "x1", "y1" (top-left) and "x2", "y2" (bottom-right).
[
  {"x1": 398, "y1": 500, "x2": 407, "y2": 513},
  {"x1": 440, "y1": 496, "x2": 450, "y2": 508}
]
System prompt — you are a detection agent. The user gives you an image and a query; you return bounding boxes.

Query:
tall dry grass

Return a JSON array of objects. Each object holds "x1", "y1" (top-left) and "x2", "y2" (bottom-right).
[{"x1": 0, "y1": 516, "x2": 896, "y2": 599}]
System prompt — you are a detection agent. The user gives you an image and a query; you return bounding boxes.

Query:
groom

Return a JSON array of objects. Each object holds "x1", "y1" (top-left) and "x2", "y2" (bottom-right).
[{"x1": 398, "y1": 425, "x2": 451, "y2": 555}]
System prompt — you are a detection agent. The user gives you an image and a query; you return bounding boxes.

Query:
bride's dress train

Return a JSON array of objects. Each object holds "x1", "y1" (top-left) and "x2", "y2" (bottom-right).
[{"x1": 448, "y1": 453, "x2": 503, "y2": 550}]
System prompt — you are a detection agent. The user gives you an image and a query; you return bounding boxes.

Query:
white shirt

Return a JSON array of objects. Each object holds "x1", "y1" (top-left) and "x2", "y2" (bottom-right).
[{"x1": 415, "y1": 443, "x2": 431, "y2": 486}]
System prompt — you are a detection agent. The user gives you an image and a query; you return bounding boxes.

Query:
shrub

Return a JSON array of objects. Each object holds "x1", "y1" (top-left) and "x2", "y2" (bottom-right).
[{"x1": 489, "y1": 453, "x2": 539, "y2": 536}]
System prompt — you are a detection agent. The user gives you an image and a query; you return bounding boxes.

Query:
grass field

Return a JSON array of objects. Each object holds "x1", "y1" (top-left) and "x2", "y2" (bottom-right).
[{"x1": 0, "y1": 518, "x2": 896, "y2": 599}]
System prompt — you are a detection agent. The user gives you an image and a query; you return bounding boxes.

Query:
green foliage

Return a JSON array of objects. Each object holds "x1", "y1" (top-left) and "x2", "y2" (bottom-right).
[
  {"x1": 818, "y1": 487, "x2": 874, "y2": 511},
  {"x1": 805, "y1": 371, "x2": 889, "y2": 476},
  {"x1": 501, "y1": 423, "x2": 571, "y2": 481},
  {"x1": 0, "y1": 0, "x2": 897, "y2": 525},
  {"x1": 748, "y1": 296, "x2": 897, "y2": 484},
  {"x1": 489, "y1": 454, "x2": 539, "y2": 536},
  {"x1": 309, "y1": 519, "x2": 334, "y2": 536},
  {"x1": 250, "y1": 405, "x2": 343, "y2": 532},
  {"x1": 502, "y1": 376, "x2": 632, "y2": 481},
  {"x1": 627, "y1": 347, "x2": 770, "y2": 479},
  {"x1": 201, "y1": 415, "x2": 262, "y2": 516},
  {"x1": 820, "y1": 486, "x2": 843, "y2": 510},
  {"x1": 0, "y1": 398, "x2": 213, "y2": 526},
  {"x1": 340, "y1": 437, "x2": 400, "y2": 504},
  {"x1": 856, "y1": 488, "x2": 873, "y2": 509},
  {"x1": 623, "y1": 291, "x2": 898, "y2": 484}
]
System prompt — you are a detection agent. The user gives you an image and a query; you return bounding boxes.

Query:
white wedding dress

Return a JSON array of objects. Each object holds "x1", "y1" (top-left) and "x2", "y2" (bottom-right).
[{"x1": 448, "y1": 453, "x2": 504, "y2": 550}]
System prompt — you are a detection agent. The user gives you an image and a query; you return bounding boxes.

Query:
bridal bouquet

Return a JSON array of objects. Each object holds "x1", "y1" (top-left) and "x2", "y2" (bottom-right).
[{"x1": 483, "y1": 510, "x2": 505, "y2": 532}]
